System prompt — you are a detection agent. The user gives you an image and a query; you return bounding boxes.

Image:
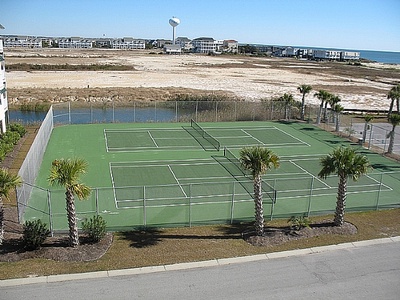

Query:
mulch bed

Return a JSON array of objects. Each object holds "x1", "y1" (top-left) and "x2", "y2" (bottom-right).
[{"x1": 245, "y1": 220, "x2": 357, "y2": 247}]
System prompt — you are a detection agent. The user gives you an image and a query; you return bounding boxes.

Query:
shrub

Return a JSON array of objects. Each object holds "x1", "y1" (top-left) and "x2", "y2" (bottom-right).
[
  {"x1": 288, "y1": 215, "x2": 311, "y2": 231},
  {"x1": 8, "y1": 123, "x2": 27, "y2": 137},
  {"x1": 23, "y1": 219, "x2": 50, "y2": 250},
  {"x1": 82, "y1": 215, "x2": 107, "y2": 243}
]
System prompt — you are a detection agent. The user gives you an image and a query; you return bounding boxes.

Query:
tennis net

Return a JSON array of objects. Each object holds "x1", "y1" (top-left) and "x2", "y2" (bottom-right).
[
  {"x1": 190, "y1": 119, "x2": 220, "y2": 151},
  {"x1": 223, "y1": 147, "x2": 277, "y2": 203}
]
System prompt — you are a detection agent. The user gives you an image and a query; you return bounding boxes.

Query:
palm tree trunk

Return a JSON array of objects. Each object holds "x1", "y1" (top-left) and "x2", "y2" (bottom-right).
[
  {"x1": 301, "y1": 95, "x2": 305, "y2": 121},
  {"x1": 253, "y1": 175, "x2": 264, "y2": 236},
  {"x1": 335, "y1": 112, "x2": 340, "y2": 132},
  {"x1": 387, "y1": 131, "x2": 395, "y2": 154},
  {"x1": 362, "y1": 121, "x2": 368, "y2": 143},
  {"x1": 323, "y1": 102, "x2": 328, "y2": 121},
  {"x1": 316, "y1": 103, "x2": 323, "y2": 124},
  {"x1": 334, "y1": 174, "x2": 347, "y2": 226},
  {"x1": 388, "y1": 100, "x2": 394, "y2": 117},
  {"x1": 66, "y1": 189, "x2": 79, "y2": 247},
  {"x1": 0, "y1": 197, "x2": 4, "y2": 245}
]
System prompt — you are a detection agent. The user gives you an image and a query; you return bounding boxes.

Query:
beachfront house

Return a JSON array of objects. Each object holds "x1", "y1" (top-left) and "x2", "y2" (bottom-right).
[
  {"x1": 223, "y1": 40, "x2": 238, "y2": 53},
  {"x1": 192, "y1": 37, "x2": 216, "y2": 53},
  {"x1": 0, "y1": 39, "x2": 9, "y2": 133},
  {"x1": 313, "y1": 49, "x2": 341, "y2": 60},
  {"x1": 340, "y1": 51, "x2": 360, "y2": 60}
]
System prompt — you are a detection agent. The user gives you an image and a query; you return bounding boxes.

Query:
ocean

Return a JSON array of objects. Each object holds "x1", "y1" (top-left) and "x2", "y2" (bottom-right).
[{"x1": 358, "y1": 50, "x2": 400, "y2": 64}]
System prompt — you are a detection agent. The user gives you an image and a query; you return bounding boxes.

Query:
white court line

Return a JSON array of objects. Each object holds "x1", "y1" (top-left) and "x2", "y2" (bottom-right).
[
  {"x1": 147, "y1": 131, "x2": 159, "y2": 148},
  {"x1": 111, "y1": 161, "x2": 219, "y2": 168},
  {"x1": 108, "y1": 163, "x2": 119, "y2": 209},
  {"x1": 241, "y1": 129, "x2": 264, "y2": 144},
  {"x1": 289, "y1": 160, "x2": 331, "y2": 188},
  {"x1": 273, "y1": 126, "x2": 311, "y2": 147},
  {"x1": 104, "y1": 129, "x2": 110, "y2": 153},
  {"x1": 168, "y1": 165, "x2": 187, "y2": 197}
]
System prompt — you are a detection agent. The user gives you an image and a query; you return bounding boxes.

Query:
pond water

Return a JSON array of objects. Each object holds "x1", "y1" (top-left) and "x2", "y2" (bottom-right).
[{"x1": 9, "y1": 107, "x2": 189, "y2": 124}]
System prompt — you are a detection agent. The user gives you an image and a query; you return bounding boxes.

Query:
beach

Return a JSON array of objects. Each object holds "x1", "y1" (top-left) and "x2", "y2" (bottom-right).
[{"x1": 5, "y1": 48, "x2": 400, "y2": 110}]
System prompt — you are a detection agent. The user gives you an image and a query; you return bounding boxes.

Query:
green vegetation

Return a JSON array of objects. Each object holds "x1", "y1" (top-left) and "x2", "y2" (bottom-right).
[
  {"x1": 48, "y1": 158, "x2": 91, "y2": 247},
  {"x1": 318, "y1": 147, "x2": 371, "y2": 226},
  {"x1": 22, "y1": 219, "x2": 50, "y2": 250},
  {"x1": 0, "y1": 123, "x2": 26, "y2": 162},
  {"x1": 82, "y1": 215, "x2": 107, "y2": 243},
  {"x1": 288, "y1": 215, "x2": 311, "y2": 231},
  {"x1": 240, "y1": 146, "x2": 280, "y2": 236}
]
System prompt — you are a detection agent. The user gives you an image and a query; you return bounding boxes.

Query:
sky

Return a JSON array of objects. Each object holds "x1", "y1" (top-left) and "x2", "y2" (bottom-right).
[{"x1": 1, "y1": 0, "x2": 400, "y2": 52}]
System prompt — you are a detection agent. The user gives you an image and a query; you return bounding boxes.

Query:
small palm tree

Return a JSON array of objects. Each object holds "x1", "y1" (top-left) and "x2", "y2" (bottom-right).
[
  {"x1": 48, "y1": 158, "x2": 91, "y2": 247},
  {"x1": 362, "y1": 114, "x2": 374, "y2": 143},
  {"x1": 387, "y1": 113, "x2": 400, "y2": 154},
  {"x1": 314, "y1": 90, "x2": 332, "y2": 124},
  {"x1": 297, "y1": 84, "x2": 312, "y2": 121},
  {"x1": 240, "y1": 146, "x2": 280, "y2": 236},
  {"x1": 318, "y1": 147, "x2": 370, "y2": 226},
  {"x1": 0, "y1": 169, "x2": 22, "y2": 245},
  {"x1": 279, "y1": 93, "x2": 295, "y2": 120},
  {"x1": 387, "y1": 84, "x2": 400, "y2": 117}
]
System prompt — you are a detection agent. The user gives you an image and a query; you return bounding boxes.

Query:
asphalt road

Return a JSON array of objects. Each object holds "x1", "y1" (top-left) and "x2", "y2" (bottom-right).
[{"x1": 2, "y1": 239, "x2": 400, "y2": 300}]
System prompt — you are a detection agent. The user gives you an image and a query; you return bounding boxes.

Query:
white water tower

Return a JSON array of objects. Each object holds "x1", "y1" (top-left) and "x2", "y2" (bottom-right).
[{"x1": 169, "y1": 17, "x2": 180, "y2": 45}]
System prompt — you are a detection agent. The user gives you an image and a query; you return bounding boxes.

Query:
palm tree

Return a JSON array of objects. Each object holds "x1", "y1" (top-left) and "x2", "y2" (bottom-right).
[
  {"x1": 318, "y1": 147, "x2": 370, "y2": 226},
  {"x1": 362, "y1": 114, "x2": 374, "y2": 143},
  {"x1": 314, "y1": 90, "x2": 332, "y2": 124},
  {"x1": 387, "y1": 113, "x2": 400, "y2": 154},
  {"x1": 332, "y1": 103, "x2": 344, "y2": 132},
  {"x1": 279, "y1": 93, "x2": 295, "y2": 120},
  {"x1": 240, "y1": 146, "x2": 280, "y2": 236},
  {"x1": 0, "y1": 169, "x2": 22, "y2": 245},
  {"x1": 387, "y1": 84, "x2": 400, "y2": 117},
  {"x1": 48, "y1": 158, "x2": 91, "y2": 247},
  {"x1": 297, "y1": 84, "x2": 312, "y2": 121}
]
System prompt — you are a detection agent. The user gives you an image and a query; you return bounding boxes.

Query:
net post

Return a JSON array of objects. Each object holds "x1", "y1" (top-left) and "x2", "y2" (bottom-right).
[
  {"x1": 95, "y1": 188, "x2": 99, "y2": 216},
  {"x1": 143, "y1": 185, "x2": 146, "y2": 227}
]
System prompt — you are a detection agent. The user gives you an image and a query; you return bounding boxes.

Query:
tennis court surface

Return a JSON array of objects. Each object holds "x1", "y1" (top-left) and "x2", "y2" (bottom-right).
[{"x1": 24, "y1": 121, "x2": 400, "y2": 231}]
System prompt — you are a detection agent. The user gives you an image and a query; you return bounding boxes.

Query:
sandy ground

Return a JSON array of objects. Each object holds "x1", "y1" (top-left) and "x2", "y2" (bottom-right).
[{"x1": 5, "y1": 48, "x2": 400, "y2": 110}]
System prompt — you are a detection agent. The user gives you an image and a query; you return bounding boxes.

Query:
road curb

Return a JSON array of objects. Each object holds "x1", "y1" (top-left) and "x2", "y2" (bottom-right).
[{"x1": 1, "y1": 236, "x2": 399, "y2": 287}]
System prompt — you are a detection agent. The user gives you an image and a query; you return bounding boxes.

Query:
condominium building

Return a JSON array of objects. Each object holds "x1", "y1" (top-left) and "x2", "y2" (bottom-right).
[
  {"x1": 3, "y1": 36, "x2": 42, "y2": 48},
  {"x1": 58, "y1": 37, "x2": 93, "y2": 48},
  {"x1": 0, "y1": 39, "x2": 9, "y2": 133},
  {"x1": 112, "y1": 37, "x2": 145, "y2": 49}
]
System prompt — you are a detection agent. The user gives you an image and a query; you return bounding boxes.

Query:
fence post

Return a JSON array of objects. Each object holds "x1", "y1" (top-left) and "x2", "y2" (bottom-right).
[
  {"x1": 307, "y1": 176, "x2": 315, "y2": 217},
  {"x1": 375, "y1": 173, "x2": 384, "y2": 210},
  {"x1": 112, "y1": 100, "x2": 115, "y2": 123},
  {"x1": 154, "y1": 101, "x2": 157, "y2": 121},
  {"x1": 133, "y1": 102, "x2": 136, "y2": 122},
  {"x1": 195, "y1": 101, "x2": 198, "y2": 122},
  {"x1": 68, "y1": 101, "x2": 71, "y2": 124},
  {"x1": 47, "y1": 189, "x2": 54, "y2": 237},
  {"x1": 189, "y1": 184, "x2": 192, "y2": 227},
  {"x1": 175, "y1": 101, "x2": 178, "y2": 123},
  {"x1": 230, "y1": 182, "x2": 235, "y2": 224},
  {"x1": 215, "y1": 101, "x2": 218, "y2": 122},
  {"x1": 143, "y1": 186, "x2": 146, "y2": 227},
  {"x1": 95, "y1": 188, "x2": 99, "y2": 216},
  {"x1": 368, "y1": 124, "x2": 373, "y2": 150}
]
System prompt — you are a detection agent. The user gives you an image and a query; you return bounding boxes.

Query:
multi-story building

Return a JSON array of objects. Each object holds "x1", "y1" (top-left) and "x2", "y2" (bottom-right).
[
  {"x1": 0, "y1": 39, "x2": 9, "y2": 133},
  {"x1": 222, "y1": 40, "x2": 238, "y2": 53},
  {"x1": 4, "y1": 36, "x2": 42, "y2": 48},
  {"x1": 58, "y1": 37, "x2": 93, "y2": 48},
  {"x1": 340, "y1": 51, "x2": 360, "y2": 60},
  {"x1": 112, "y1": 37, "x2": 145, "y2": 49},
  {"x1": 192, "y1": 37, "x2": 215, "y2": 53},
  {"x1": 175, "y1": 37, "x2": 192, "y2": 51},
  {"x1": 313, "y1": 49, "x2": 342, "y2": 60}
]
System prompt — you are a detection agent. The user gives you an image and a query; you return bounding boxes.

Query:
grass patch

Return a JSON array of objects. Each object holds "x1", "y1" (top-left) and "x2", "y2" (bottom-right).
[{"x1": 1, "y1": 208, "x2": 399, "y2": 280}]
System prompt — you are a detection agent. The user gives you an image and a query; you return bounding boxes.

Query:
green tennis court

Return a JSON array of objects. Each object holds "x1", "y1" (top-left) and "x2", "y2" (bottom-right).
[{"x1": 23, "y1": 121, "x2": 400, "y2": 231}]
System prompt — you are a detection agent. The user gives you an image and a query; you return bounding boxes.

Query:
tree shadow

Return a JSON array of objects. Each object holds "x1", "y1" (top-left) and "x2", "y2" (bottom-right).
[{"x1": 120, "y1": 229, "x2": 163, "y2": 248}]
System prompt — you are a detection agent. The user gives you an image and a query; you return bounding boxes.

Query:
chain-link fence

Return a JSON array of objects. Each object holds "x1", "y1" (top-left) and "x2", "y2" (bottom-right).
[
  {"x1": 16, "y1": 106, "x2": 53, "y2": 221},
  {"x1": 51, "y1": 100, "x2": 321, "y2": 124},
  {"x1": 21, "y1": 170, "x2": 400, "y2": 234}
]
